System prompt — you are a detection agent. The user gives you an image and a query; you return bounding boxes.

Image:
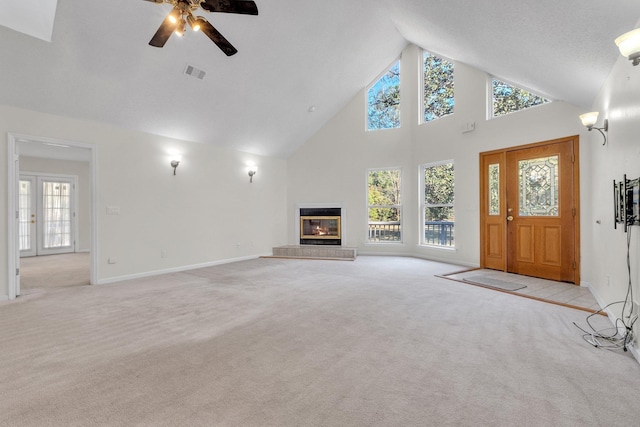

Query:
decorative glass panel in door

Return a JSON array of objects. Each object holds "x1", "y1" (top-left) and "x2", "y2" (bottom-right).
[
  {"x1": 42, "y1": 180, "x2": 72, "y2": 249},
  {"x1": 518, "y1": 155, "x2": 558, "y2": 216},
  {"x1": 488, "y1": 163, "x2": 500, "y2": 215}
]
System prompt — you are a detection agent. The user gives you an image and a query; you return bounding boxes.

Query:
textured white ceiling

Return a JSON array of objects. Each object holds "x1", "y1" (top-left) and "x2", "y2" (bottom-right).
[{"x1": 1, "y1": 0, "x2": 639, "y2": 157}]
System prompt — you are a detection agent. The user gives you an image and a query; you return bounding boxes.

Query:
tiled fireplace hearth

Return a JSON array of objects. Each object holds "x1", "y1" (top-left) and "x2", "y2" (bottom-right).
[{"x1": 269, "y1": 204, "x2": 357, "y2": 260}]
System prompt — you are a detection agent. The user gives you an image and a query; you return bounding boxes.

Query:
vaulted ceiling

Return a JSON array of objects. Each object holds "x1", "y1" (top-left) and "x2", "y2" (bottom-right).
[{"x1": 1, "y1": 0, "x2": 639, "y2": 157}]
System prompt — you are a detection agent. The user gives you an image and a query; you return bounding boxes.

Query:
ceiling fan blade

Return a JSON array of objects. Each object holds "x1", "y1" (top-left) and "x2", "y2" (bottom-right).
[
  {"x1": 149, "y1": 13, "x2": 177, "y2": 47},
  {"x1": 198, "y1": 18, "x2": 238, "y2": 56},
  {"x1": 200, "y1": 0, "x2": 258, "y2": 15}
]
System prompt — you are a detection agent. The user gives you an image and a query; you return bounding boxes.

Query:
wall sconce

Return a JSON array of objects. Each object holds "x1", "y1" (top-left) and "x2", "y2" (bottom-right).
[
  {"x1": 579, "y1": 112, "x2": 608, "y2": 145},
  {"x1": 170, "y1": 154, "x2": 182, "y2": 175},
  {"x1": 615, "y1": 28, "x2": 640, "y2": 66},
  {"x1": 248, "y1": 167, "x2": 258, "y2": 183}
]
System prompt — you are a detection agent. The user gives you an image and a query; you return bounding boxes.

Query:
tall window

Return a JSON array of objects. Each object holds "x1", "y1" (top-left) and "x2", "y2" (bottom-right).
[
  {"x1": 421, "y1": 161, "x2": 455, "y2": 247},
  {"x1": 367, "y1": 169, "x2": 402, "y2": 243},
  {"x1": 423, "y1": 50, "x2": 454, "y2": 123},
  {"x1": 367, "y1": 60, "x2": 400, "y2": 130},
  {"x1": 492, "y1": 78, "x2": 550, "y2": 117}
]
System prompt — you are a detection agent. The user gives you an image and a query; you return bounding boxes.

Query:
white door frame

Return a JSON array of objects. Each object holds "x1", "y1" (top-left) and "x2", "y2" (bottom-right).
[{"x1": 7, "y1": 133, "x2": 98, "y2": 300}]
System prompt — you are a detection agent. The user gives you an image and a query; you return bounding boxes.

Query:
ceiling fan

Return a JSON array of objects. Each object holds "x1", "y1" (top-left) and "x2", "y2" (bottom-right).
[{"x1": 143, "y1": 0, "x2": 258, "y2": 56}]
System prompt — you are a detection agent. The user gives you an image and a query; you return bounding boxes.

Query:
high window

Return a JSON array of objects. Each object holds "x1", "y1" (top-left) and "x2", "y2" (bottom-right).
[
  {"x1": 423, "y1": 50, "x2": 454, "y2": 123},
  {"x1": 421, "y1": 161, "x2": 455, "y2": 247},
  {"x1": 367, "y1": 60, "x2": 400, "y2": 130},
  {"x1": 492, "y1": 78, "x2": 550, "y2": 117},
  {"x1": 367, "y1": 169, "x2": 402, "y2": 243}
]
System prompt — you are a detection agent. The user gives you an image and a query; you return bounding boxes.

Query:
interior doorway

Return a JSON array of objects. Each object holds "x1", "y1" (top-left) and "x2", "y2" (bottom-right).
[
  {"x1": 479, "y1": 136, "x2": 580, "y2": 284},
  {"x1": 7, "y1": 134, "x2": 97, "y2": 300}
]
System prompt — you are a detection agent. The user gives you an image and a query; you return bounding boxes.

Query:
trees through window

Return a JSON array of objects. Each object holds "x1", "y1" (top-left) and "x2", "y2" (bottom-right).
[
  {"x1": 421, "y1": 161, "x2": 455, "y2": 247},
  {"x1": 367, "y1": 169, "x2": 402, "y2": 242},
  {"x1": 367, "y1": 60, "x2": 400, "y2": 131},
  {"x1": 492, "y1": 78, "x2": 550, "y2": 117},
  {"x1": 423, "y1": 51, "x2": 454, "y2": 123}
]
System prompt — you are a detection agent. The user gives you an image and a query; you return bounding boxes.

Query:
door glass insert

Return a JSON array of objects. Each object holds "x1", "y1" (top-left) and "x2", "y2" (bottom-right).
[
  {"x1": 19, "y1": 180, "x2": 32, "y2": 251},
  {"x1": 488, "y1": 163, "x2": 500, "y2": 215},
  {"x1": 518, "y1": 155, "x2": 559, "y2": 216},
  {"x1": 42, "y1": 181, "x2": 72, "y2": 249}
]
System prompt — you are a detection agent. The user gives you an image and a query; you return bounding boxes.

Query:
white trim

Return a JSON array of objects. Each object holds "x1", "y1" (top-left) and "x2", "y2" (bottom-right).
[
  {"x1": 97, "y1": 253, "x2": 269, "y2": 285},
  {"x1": 6, "y1": 133, "x2": 98, "y2": 301},
  {"x1": 7, "y1": 135, "x2": 17, "y2": 300}
]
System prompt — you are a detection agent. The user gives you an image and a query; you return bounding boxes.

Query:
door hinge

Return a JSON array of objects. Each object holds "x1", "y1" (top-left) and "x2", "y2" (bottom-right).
[
  {"x1": 16, "y1": 268, "x2": 19, "y2": 276},
  {"x1": 16, "y1": 210, "x2": 19, "y2": 219},
  {"x1": 572, "y1": 261, "x2": 577, "y2": 270},
  {"x1": 572, "y1": 208, "x2": 576, "y2": 217}
]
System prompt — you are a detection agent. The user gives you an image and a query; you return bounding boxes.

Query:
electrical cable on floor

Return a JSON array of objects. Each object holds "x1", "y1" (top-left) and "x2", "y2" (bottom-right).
[{"x1": 573, "y1": 218, "x2": 638, "y2": 352}]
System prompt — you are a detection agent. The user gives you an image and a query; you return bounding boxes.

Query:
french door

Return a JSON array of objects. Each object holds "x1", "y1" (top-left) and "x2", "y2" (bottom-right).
[
  {"x1": 480, "y1": 136, "x2": 579, "y2": 283},
  {"x1": 19, "y1": 174, "x2": 77, "y2": 257}
]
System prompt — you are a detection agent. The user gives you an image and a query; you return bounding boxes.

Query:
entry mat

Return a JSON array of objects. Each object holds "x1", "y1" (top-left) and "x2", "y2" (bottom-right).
[{"x1": 462, "y1": 275, "x2": 527, "y2": 291}]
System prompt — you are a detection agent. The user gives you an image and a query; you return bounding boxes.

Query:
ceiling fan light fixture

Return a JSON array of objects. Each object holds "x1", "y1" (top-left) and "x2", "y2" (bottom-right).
[
  {"x1": 168, "y1": 7, "x2": 181, "y2": 24},
  {"x1": 187, "y1": 14, "x2": 200, "y2": 32},
  {"x1": 174, "y1": 18, "x2": 187, "y2": 36}
]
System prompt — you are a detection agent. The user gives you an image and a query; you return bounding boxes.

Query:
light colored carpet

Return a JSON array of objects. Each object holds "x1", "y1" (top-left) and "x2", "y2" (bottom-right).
[
  {"x1": 19, "y1": 252, "x2": 90, "y2": 292},
  {"x1": 0, "y1": 256, "x2": 638, "y2": 426}
]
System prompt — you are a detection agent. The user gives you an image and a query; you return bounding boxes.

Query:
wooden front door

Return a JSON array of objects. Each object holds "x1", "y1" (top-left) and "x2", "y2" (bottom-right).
[{"x1": 480, "y1": 136, "x2": 579, "y2": 283}]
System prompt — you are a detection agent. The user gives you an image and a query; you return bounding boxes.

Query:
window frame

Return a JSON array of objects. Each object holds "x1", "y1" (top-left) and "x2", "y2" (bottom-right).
[
  {"x1": 366, "y1": 167, "x2": 403, "y2": 244},
  {"x1": 420, "y1": 49, "x2": 455, "y2": 125},
  {"x1": 365, "y1": 57, "x2": 401, "y2": 132},
  {"x1": 419, "y1": 160, "x2": 455, "y2": 249}
]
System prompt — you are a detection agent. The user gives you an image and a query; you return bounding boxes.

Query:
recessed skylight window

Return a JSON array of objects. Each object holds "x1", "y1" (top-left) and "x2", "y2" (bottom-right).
[{"x1": 0, "y1": 0, "x2": 58, "y2": 42}]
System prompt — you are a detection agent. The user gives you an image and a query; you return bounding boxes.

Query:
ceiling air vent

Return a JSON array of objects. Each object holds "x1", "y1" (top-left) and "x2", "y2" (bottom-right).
[{"x1": 184, "y1": 64, "x2": 206, "y2": 80}]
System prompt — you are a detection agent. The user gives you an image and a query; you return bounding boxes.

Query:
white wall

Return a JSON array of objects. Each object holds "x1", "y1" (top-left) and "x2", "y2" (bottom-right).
[
  {"x1": 19, "y1": 156, "x2": 91, "y2": 252},
  {"x1": 1, "y1": 105, "x2": 288, "y2": 297},
  {"x1": 287, "y1": 44, "x2": 591, "y2": 269},
  {"x1": 587, "y1": 46, "x2": 640, "y2": 342}
]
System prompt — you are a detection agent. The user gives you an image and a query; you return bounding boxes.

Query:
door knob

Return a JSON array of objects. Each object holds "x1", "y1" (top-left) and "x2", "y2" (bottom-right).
[
  {"x1": 31, "y1": 220, "x2": 36, "y2": 223},
  {"x1": 506, "y1": 215, "x2": 514, "y2": 221}
]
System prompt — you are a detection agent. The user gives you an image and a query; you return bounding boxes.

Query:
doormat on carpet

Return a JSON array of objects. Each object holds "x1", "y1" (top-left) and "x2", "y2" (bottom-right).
[{"x1": 462, "y1": 275, "x2": 527, "y2": 291}]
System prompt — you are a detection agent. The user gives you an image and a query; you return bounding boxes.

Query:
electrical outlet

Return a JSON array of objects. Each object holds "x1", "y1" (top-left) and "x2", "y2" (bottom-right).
[
  {"x1": 108, "y1": 257, "x2": 117, "y2": 264},
  {"x1": 106, "y1": 206, "x2": 120, "y2": 215}
]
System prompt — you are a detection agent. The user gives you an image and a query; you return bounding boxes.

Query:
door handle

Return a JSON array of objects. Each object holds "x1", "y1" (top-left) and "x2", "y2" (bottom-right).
[
  {"x1": 31, "y1": 220, "x2": 36, "y2": 223},
  {"x1": 506, "y1": 215, "x2": 514, "y2": 221}
]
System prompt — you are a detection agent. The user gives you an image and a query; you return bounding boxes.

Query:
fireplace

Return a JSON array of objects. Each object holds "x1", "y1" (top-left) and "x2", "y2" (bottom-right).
[{"x1": 299, "y1": 207, "x2": 341, "y2": 245}]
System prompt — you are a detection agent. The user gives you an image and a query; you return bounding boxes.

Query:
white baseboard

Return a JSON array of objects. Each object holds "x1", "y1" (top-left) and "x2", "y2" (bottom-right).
[
  {"x1": 97, "y1": 253, "x2": 270, "y2": 285},
  {"x1": 356, "y1": 251, "x2": 478, "y2": 269}
]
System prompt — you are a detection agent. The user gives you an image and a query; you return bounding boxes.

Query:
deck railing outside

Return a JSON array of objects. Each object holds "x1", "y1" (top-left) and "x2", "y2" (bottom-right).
[{"x1": 367, "y1": 221, "x2": 454, "y2": 246}]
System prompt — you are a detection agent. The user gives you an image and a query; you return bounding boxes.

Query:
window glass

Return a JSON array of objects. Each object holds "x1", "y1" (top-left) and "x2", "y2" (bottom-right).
[
  {"x1": 422, "y1": 162, "x2": 454, "y2": 247},
  {"x1": 367, "y1": 61, "x2": 400, "y2": 130},
  {"x1": 423, "y1": 51, "x2": 454, "y2": 123},
  {"x1": 368, "y1": 169, "x2": 402, "y2": 242},
  {"x1": 492, "y1": 78, "x2": 550, "y2": 117}
]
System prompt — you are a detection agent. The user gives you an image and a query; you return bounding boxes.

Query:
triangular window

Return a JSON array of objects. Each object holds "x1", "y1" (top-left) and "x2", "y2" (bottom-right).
[{"x1": 492, "y1": 79, "x2": 550, "y2": 117}]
